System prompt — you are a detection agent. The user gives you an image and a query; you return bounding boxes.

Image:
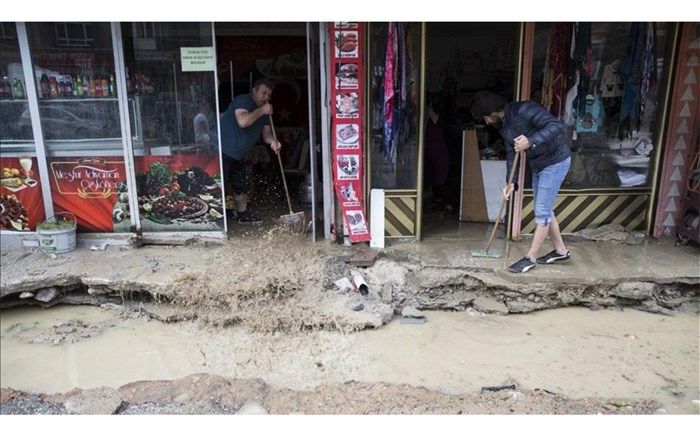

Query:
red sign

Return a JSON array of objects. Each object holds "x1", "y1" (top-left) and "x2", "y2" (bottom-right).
[
  {"x1": 48, "y1": 156, "x2": 127, "y2": 232},
  {"x1": 0, "y1": 157, "x2": 46, "y2": 231},
  {"x1": 329, "y1": 22, "x2": 370, "y2": 242}
]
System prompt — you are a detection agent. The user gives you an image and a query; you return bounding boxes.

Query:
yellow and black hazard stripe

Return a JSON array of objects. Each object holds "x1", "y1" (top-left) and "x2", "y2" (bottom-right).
[
  {"x1": 520, "y1": 191, "x2": 649, "y2": 234},
  {"x1": 384, "y1": 194, "x2": 417, "y2": 237}
]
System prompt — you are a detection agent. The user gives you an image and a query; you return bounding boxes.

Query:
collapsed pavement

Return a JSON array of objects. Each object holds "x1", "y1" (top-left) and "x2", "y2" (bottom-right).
[{"x1": 1, "y1": 229, "x2": 698, "y2": 332}]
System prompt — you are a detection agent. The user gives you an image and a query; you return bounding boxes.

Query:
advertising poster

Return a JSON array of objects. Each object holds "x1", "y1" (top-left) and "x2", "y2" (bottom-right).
[
  {"x1": 133, "y1": 155, "x2": 224, "y2": 232},
  {"x1": 0, "y1": 157, "x2": 46, "y2": 231},
  {"x1": 329, "y1": 23, "x2": 370, "y2": 242},
  {"x1": 48, "y1": 156, "x2": 126, "y2": 232}
]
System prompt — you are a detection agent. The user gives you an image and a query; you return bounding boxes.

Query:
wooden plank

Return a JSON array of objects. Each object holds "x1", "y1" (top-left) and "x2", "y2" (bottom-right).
[{"x1": 460, "y1": 129, "x2": 489, "y2": 222}]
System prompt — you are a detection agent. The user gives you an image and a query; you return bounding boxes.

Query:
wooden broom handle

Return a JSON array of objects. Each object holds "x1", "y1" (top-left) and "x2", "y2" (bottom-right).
[
  {"x1": 485, "y1": 151, "x2": 521, "y2": 253},
  {"x1": 269, "y1": 116, "x2": 294, "y2": 215}
]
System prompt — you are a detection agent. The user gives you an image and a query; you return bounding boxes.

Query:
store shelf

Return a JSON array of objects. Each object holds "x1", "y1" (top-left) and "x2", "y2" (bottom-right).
[
  {"x1": 37, "y1": 97, "x2": 119, "y2": 102},
  {"x1": 0, "y1": 99, "x2": 29, "y2": 103}
]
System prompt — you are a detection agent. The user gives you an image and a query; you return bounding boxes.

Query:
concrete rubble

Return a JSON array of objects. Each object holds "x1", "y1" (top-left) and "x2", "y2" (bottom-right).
[{"x1": 0, "y1": 231, "x2": 698, "y2": 333}]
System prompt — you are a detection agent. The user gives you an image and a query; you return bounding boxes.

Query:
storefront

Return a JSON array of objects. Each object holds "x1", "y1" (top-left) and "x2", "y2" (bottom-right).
[
  {"x1": 1, "y1": 22, "x2": 323, "y2": 244},
  {"x1": 357, "y1": 22, "x2": 697, "y2": 243},
  {"x1": 2, "y1": 21, "x2": 697, "y2": 246},
  {"x1": 1, "y1": 22, "x2": 227, "y2": 242}
]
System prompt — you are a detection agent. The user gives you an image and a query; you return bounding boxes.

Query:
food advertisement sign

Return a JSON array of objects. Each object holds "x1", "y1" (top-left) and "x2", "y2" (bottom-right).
[
  {"x1": 133, "y1": 155, "x2": 224, "y2": 232},
  {"x1": 0, "y1": 157, "x2": 46, "y2": 231},
  {"x1": 46, "y1": 155, "x2": 224, "y2": 233},
  {"x1": 48, "y1": 156, "x2": 127, "y2": 232},
  {"x1": 329, "y1": 23, "x2": 370, "y2": 242}
]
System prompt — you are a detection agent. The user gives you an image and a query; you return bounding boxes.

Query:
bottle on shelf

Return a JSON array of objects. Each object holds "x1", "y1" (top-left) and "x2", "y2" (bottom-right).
[
  {"x1": 82, "y1": 75, "x2": 89, "y2": 97},
  {"x1": 101, "y1": 77, "x2": 109, "y2": 97},
  {"x1": 49, "y1": 76, "x2": 59, "y2": 98},
  {"x1": 125, "y1": 67, "x2": 132, "y2": 94},
  {"x1": 76, "y1": 75, "x2": 83, "y2": 97},
  {"x1": 11, "y1": 78, "x2": 25, "y2": 99},
  {"x1": 40, "y1": 74, "x2": 50, "y2": 99},
  {"x1": 89, "y1": 76, "x2": 96, "y2": 97},
  {"x1": 94, "y1": 76, "x2": 102, "y2": 97},
  {"x1": 64, "y1": 75, "x2": 73, "y2": 97},
  {"x1": 109, "y1": 74, "x2": 115, "y2": 96},
  {"x1": 1, "y1": 76, "x2": 11, "y2": 99}
]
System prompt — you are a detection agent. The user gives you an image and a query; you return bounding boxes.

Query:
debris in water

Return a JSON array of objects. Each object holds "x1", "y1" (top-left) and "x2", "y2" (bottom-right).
[{"x1": 481, "y1": 384, "x2": 517, "y2": 393}]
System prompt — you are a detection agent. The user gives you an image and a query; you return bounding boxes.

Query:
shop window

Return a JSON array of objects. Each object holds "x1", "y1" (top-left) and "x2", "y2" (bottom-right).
[
  {"x1": 531, "y1": 22, "x2": 674, "y2": 190},
  {"x1": 25, "y1": 22, "x2": 129, "y2": 233},
  {"x1": 0, "y1": 23, "x2": 17, "y2": 41},
  {"x1": 1, "y1": 23, "x2": 46, "y2": 232},
  {"x1": 120, "y1": 22, "x2": 224, "y2": 233},
  {"x1": 54, "y1": 23, "x2": 94, "y2": 48},
  {"x1": 369, "y1": 22, "x2": 422, "y2": 190}
]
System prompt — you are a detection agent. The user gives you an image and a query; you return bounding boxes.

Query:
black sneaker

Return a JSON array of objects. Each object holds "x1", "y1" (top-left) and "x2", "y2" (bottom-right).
[
  {"x1": 508, "y1": 257, "x2": 536, "y2": 273},
  {"x1": 235, "y1": 210, "x2": 262, "y2": 224},
  {"x1": 536, "y1": 250, "x2": 571, "y2": 264}
]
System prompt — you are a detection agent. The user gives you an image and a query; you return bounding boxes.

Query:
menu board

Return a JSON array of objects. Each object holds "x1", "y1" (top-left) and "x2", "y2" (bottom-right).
[{"x1": 329, "y1": 22, "x2": 370, "y2": 243}]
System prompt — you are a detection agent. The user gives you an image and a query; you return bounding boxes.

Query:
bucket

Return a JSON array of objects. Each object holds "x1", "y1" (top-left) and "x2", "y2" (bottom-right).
[{"x1": 36, "y1": 212, "x2": 77, "y2": 254}]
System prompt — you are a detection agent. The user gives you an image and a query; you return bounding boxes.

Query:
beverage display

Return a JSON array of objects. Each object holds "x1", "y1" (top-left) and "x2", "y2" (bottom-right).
[{"x1": 11, "y1": 78, "x2": 25, "y2": 99}]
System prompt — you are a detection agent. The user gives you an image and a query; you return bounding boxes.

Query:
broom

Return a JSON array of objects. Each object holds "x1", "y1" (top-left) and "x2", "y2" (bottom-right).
[
  {"x1": 472, "y1": 150, "x2": 521, "y2": 258},
  {"x1": 269, "y1": 115, "x2": 307, "y2": 233}
]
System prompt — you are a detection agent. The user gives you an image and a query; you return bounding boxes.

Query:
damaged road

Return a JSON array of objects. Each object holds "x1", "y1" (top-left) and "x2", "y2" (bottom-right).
[{"x1": 1, "y1": 231, "x2": 698, "y2": 332}]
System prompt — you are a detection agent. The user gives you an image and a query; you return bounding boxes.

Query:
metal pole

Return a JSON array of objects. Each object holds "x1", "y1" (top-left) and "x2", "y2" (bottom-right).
[
  {"x1": 319, "y1": 22, "x2": 334, "y2": 241},
  {"x1": 111, "y1": 22, "x2": 141, "y2": 231},
  {"x1": 173, "y1": 62, "x2": 182, "y2": 145},
  {"x1": 229, "y1": 60, "x2": 234, "y2": 100},
  {"x1": 15, "y1": 22, "x2": 55, "y2": 220},
  {"x1": 415, "y1": 22, "x2": 427, "y2": 241},
  {"x1": 306, "y1": 22, "x2": 318, "y2": 242},
  {"x1": 212, "y1": 22, "x2": 229, "y2": 236}
]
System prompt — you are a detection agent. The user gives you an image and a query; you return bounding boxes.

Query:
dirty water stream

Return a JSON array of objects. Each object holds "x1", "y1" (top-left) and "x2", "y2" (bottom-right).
[{"x1": 1, "y1": 305, "x2": 698, "y2": 414}]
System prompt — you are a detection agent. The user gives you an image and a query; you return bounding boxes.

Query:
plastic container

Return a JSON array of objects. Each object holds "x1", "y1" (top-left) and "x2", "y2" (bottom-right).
[{"x1": 36, "y1": 212, "x2": 77, "y2": 254}]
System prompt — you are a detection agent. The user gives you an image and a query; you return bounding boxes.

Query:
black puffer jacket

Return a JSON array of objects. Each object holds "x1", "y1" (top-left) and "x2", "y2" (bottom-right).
[{"x1": 499, "y1": 101, "x2": 571, "y2": 181}]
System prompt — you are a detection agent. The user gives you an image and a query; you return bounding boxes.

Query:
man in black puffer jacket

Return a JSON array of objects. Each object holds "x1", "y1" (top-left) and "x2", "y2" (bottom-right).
[{"x1": 471, "y1": 91, "x2": 572, "y2": 273}]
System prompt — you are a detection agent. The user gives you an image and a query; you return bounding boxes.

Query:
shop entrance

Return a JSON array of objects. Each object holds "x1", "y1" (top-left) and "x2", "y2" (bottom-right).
[
  {"x1": 214, "y1": 23, "x2": 320, "y2": 239},
  {"x1": 421, "y1": 23, "x2": 520, "y2": 240}
]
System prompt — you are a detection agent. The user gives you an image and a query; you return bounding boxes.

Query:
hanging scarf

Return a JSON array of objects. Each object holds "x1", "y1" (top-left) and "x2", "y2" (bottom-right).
[
  {"x1": 619, "y1": 22, "x2": 647, "y2": 138},
  {"x1": 542, "y1": 22, "x2": 573, "y2": 117},
  {"x1": 640, "y1": 22, "x2": 656, "y2": 120},
  {"x1": 383, "y1": 22, "x2": 397, "y2": 162},
  {"x1": 574, "y1": 22, "x2": 592, "y2": 116}
]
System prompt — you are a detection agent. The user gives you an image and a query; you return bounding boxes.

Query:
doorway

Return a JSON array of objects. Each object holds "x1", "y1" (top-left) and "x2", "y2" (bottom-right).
[{"x1": 421, "y1": 22, "x2": 521, "y2": 240}]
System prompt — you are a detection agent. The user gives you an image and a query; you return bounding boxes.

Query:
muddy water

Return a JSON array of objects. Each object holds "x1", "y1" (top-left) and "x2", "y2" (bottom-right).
[{"x1": 1, "y1": 306, "x2": 698, "y2": 413}]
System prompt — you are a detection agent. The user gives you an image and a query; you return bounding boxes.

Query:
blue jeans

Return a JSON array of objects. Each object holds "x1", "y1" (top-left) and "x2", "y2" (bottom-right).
[{"x1": 532, "y1": 157, "x2": 571, "y2": 226}]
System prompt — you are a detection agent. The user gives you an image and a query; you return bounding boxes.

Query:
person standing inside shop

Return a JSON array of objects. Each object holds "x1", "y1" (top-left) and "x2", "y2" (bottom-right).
[
  {"x1": 471, "y1": 91, "x2": 572, "y2": 273},
  {"x1": 220, "y1": 78, "x2": 282, "y2": 223}
]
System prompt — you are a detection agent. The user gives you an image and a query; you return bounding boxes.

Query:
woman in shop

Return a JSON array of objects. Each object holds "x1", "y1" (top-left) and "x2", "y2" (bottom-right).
[
  {"x1": 471, "y1": 91, "x2": 572, "y2": 274},
  {"x1": 424, "y1": 95, "x2": 451, "y2": 212}
]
